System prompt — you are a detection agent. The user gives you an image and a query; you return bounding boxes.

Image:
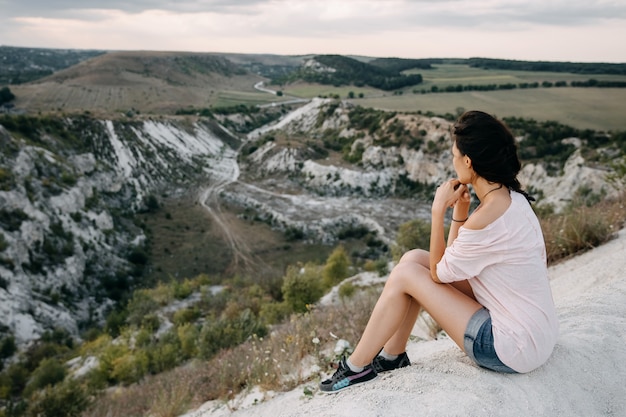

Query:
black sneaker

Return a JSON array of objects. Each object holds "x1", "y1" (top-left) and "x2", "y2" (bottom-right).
[
  {"x1": 319, "y1": 357, "x2": 377, "y2": 393},
  {"x1": 371, "y1": 351, "x2": 411, "y2": 373}
]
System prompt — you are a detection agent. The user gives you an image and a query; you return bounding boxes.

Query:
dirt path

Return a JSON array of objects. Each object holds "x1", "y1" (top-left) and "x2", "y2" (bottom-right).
[{"x1": 197, "y1": 138, "x2": 258, "y2": 271}]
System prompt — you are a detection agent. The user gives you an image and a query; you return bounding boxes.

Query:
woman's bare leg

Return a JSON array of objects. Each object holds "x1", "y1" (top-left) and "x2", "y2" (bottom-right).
[
  {"x1": 380, "y1": 249, "x2": 475, "y2": 355},
  {"x1": 383, "y1": 298, "x2": 420, "y2": 355},
  {"x1": 349, "y1": 260, "x2": 482, "y2": 367},
  {"x1": 381, "y1": 250, "x2": 429, "y2": 355}
]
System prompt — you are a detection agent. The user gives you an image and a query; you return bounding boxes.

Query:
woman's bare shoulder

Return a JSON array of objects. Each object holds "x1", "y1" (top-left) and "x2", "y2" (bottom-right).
[{"x1": 464, "y1": 196, "x2": 512, "y2": 230}]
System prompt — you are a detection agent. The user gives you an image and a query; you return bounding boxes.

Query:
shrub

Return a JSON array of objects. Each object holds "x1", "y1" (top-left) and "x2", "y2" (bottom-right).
[
  {"x1": 392, "y1": 218, "x2": 432, "y2": 261},
  {"x1": 0, "y1": 168, "x2": 14, "y2": 191},
  {"x1": 0, "y1": 336, "x2": 16, "y2": 359},
  {"x1": 141, "y1": 314, "x2": 161, "y2": 332},
  {"x1": 110, "y1": 351, "x2": 149, "y2": 386},
  {"x1": 25, "y1": 379, "x2": 89, "y2": 417},
  {"x1": 172, "y1": 279, "x2": 195, "y2": 300},
  {"x1": 172, "y1": 307, "x2": 201, "y2": 326},
  {"x1": 0, "y1": 208, "x2": 29, "y2": 232},
  {"x1": 541, "y1": 199, "x2": 621, "y2": 263},
  {"x1": 25, "y1": 358, "x2": 66, "y2": 396},
  {"x1": 104, "y1": 309, "x2": 128, "y2": 337},
  {"x1": 322, "y1": 246, "x2": 350, "y2": 289},
  {"x1": 198, "y1": 309, "x2": 266, "y2": 359},
  {"x1": 126, "y1": 292, "x2": 159, "y2": 327},
  {"x1": 97, "y1": 341, "x2": 129, "y2": 383},
  {"x1": 282, "y1": 263, "x2": 324, "y2": 313},
  {"x1": 177, "y1": 323, "x2": 199, "y2": 358},
  {"x1": 338, "y1": 281, "x2": 356, "y2": 298},
  {"x1": 363, "y1": 258, "x2": 389, "y2": 276},
  {"x1": 0, "y1": 362, "x2": 29, "y2": 398},
  {"x1": 259, "y1": 301, "x2": 291, "y2": 324}
]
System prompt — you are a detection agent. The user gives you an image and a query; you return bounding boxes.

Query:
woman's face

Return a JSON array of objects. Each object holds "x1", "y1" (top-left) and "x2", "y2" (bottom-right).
[{"x1": 452, "y1": 141, "x2": 472, "y2": 184}]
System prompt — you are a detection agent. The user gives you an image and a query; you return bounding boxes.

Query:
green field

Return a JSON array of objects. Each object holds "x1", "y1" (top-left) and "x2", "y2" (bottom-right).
[
  {"x1": 215, "y1": 89, "x2": 286, "y2": 108},
  {"x1": 356, "y1": 88, "x2": 626, "y2": 131},
  {"x1": 408, "y1": 64, "x2": 626, "y2": 88}
]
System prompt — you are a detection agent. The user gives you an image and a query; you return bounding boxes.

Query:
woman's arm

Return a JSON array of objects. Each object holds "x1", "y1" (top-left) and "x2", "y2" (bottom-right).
[
  {"x1": 430, "y1": 180, "x2": 468, "y2": 282},
  {"x1": 447, "y1": 187, "x2": 471, "y2": 246},
  {"x1": 429, "y1": 210, "x2": 446, "y2": 283}
]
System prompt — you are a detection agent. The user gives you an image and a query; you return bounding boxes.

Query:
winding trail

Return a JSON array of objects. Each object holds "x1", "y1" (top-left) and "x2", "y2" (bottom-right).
[{"x1": 196, "y1": 136, "x2": 257, "y2": 270}]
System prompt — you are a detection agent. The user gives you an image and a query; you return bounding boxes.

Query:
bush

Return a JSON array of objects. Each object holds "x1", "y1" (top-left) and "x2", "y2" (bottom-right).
[
  {"x1": 177, "y1": 323, "x2": 199, "y2": 358},
  {"x1": 542, "y1": 203, "x2": 617, "y2": 263},
  {"x1": 25, "y1": 379, "x2": 89, "y2": 417},
  {"x1": 110, "y1": 351, "x2": 149, "y2": 386},
  {"x1": 0, "y1": 87, "x2": 15, "y2": 105},
  {"x1": 282, "y1": 263, "x2": 324, "y2": 313},
  {"x1": 338, "y1": 281, "x2": 356, "y2": 298},
  {"x1": 172, "y1": 279, "x2": 195, "y2": 300},
  {"x1": 172, "y1": 307, "x2": 201, "y2": 326},
  {"x1": 126, "y1": 291, "x2": 159, "y2": 327},
  {"x1": 25, "y1": 358, "x2": 66, "y2": 396},
  {"x1": 363, "y1": 258, "x2": 389, "y2": 276},
  {"x1": 0, "y1": 232, "x2": 8, "y2": 253},
  {"x1": 198, "y1": 309, "x2": 266, "y2": 359},
  {"x1": 0, "y1": 362, "x2": 29, "y2": 398},
  {"x1": 392, "y1": 218, "x2": 432, "y2": 261},
  {"x1": 147, "y1": 339, "x2": 181, "y2": 375},
  {"x1": 259, "y1": 301, "x2": 291, "y2": 324},
  {"x1": 0, "y1": 336, "x2": 16, "y2": 359},
  {"x1": 104, "y1": 309, "x2": 128, "y2": 337},
  {"x1": 322, "y1": 245, "x2": 350, "y2": 288}
]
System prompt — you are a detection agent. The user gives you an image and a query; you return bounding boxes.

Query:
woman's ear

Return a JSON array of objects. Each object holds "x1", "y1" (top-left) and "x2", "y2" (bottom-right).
[{"x1": 464, "y1": 156, "x2": 472, "y2": 168}]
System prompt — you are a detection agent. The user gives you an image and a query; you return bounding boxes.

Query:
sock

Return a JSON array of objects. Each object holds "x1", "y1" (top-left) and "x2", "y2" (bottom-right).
[
  {"x1": 346, "y1": 357, "x2": 365, "y2": 372},
  {"x1": 379, "y1": 348, "x2": 399, "y2": 361}
]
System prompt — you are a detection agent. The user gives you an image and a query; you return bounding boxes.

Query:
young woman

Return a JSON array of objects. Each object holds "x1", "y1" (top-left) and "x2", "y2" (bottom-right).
[{"x1": 320, "y1": 110, "x2": 559, "y2": 393}]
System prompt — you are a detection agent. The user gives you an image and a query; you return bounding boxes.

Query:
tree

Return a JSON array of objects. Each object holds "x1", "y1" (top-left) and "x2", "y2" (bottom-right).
[{"x1": 0, "y1": 86, "x2": 15, "y2": 105}]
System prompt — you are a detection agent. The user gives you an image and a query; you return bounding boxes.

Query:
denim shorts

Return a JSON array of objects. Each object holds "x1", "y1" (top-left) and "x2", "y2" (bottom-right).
[{"x1": 463, "y1": 307, "x2": 517, "y2": 373}]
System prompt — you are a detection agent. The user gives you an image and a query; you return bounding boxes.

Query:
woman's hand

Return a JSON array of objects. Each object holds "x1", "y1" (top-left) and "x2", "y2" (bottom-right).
[{"x1": 432, "y1": 179, "x2": 470, "y2": 216}]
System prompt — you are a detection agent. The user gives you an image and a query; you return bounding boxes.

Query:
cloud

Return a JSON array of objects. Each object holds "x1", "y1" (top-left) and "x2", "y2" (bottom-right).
[
  {"x1": 1, "y1": 0, "x2": 268, "y2": 19},
  {"x1": 1, "y1": 0, "x2": 625, "y2": 61}
]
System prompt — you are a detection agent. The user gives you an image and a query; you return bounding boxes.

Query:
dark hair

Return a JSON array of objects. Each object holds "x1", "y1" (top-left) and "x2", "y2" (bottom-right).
[{"x1": 453, "y1": 110, "x2": 534, "y2": 202}]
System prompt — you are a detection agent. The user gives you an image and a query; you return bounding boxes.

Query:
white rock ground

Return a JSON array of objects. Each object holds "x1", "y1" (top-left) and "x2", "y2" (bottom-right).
[{"x1": 183, "y1": 227, "x2": 626, "y2": 417}]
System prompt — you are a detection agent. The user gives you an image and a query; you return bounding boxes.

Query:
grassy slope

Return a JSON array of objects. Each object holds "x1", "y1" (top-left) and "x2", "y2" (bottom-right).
[
  {"x1": 138, "y1": 193, "x2": 338, "y2": 285},
  {"x1": 9, "y1": 51, "x2": 277, "y2": 115}
]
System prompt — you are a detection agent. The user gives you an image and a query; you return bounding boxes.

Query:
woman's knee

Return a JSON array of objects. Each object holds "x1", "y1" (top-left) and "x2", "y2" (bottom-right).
[
  {"x1": 399, "y1": 249, "x2": 429, "y2": 266},
  {"x1": 387, "y1": 261, "x2": 430, "y2": 292}
]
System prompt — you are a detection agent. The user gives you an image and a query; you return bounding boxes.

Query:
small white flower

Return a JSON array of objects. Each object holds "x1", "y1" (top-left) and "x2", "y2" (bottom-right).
[
  {"x1": 312, "y1": 337, "x2": 320, "y2": 344},
  {"x1": 334, "y1": 339, "x2": 351, "y2": 355}
]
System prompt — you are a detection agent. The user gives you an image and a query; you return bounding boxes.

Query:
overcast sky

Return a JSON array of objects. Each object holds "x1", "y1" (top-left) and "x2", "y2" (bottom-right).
[{"x1": 1, "y1": 0, "x2": 625, "y2": 62}]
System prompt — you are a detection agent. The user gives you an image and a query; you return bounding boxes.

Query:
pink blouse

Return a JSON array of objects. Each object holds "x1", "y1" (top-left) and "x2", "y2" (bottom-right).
[{"x1": 437, "y1": 191, "x2": 559, "y2": 373}]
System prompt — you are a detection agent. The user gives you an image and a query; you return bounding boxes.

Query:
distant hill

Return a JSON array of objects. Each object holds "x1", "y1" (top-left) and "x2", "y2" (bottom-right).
[
  {"x1": 273, "y1": 54, "x2": 424, "y2": 90},
  {"x1": 467, "y1": 57, "x2": 626, "y2": 75},
  {"x1": 40, "y1": 51, "x2": 248, "y2": 86},
  {"x1": 8, "y1": 51, "x2": 266, "y2": 115},
  {"x1": 368, "y1": 57, "x2": 440, "y2": 72},
  {"x1": 0, "y1": 45, "x2": 105, "y2": 84}
]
